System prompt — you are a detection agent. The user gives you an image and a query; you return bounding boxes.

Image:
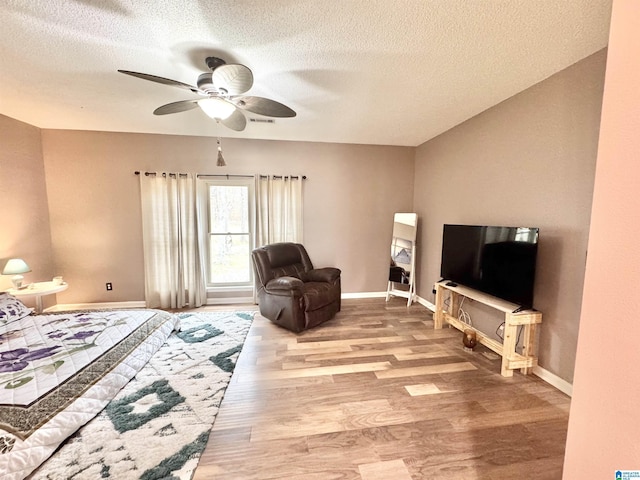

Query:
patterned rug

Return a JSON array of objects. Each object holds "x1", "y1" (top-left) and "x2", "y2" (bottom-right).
[{"x1": 30, "y1": 310, "x2": 255, "y2": 480}]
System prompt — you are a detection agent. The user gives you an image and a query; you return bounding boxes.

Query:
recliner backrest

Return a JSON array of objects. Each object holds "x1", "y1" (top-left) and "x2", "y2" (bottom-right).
[{"x1": 252, "y1": 243, "x2": 314, "y2": 287}]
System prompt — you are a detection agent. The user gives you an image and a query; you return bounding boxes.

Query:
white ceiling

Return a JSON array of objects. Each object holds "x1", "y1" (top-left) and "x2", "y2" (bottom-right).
[{"x1": 0, "y1": 1, "x2": 612, "y2": 147}]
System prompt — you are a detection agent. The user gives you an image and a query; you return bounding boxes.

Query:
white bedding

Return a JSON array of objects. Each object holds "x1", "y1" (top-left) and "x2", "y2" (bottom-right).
[{"x1": 0, "y1": 308, "x2": 179, "y2": 480}]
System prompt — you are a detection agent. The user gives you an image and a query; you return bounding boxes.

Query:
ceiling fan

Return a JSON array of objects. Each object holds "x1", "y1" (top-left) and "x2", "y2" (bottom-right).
[{"x1": 118, "y1": 56, "x2": 296, "y2": 132}]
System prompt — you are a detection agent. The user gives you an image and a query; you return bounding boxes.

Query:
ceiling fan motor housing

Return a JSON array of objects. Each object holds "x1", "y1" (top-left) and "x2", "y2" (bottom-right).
[
  {"x1": 205, "y1": 56, "x2": 227, "y2": 71},
  {"x1": 197, "y1": 73, "x2": 222, "y2": 95}
]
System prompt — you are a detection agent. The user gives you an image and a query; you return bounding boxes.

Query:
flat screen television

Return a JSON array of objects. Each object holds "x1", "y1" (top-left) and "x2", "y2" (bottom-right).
[{"x1": 440, "y1": 224, "x2": 539, "y2": 309}]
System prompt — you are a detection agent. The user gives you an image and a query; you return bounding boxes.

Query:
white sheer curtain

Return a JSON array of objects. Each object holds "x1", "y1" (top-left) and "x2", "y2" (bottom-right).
[
  {"x1": 139, "y1": 172, "x2": 206, "y2": 308},
  {"x1": 254, "y1": 175, "x2": 304, "y2": 246}
]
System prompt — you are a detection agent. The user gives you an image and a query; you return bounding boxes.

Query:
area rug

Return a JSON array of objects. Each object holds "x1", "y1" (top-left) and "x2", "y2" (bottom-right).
[{"x1": 30, "y1": 310, "x2": 255, "y2": 480}]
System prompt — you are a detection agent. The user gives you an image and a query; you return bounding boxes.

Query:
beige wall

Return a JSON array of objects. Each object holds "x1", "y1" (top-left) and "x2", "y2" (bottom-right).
[
  {"x1": 2, "y1": 49, "x2": 607, "y2": 386},
  {"x1": 413, "y1": 50, "x2": 607, "y2": 382},
  {"x1": 0, "y1": 115, "x2": 55, "y2": 308},
  {"x1": 40, "y1": 130, "x2": 415, "y2": 304},
  {"x1": 564, "y1": 1, "x2": 640, "y2": 475}
]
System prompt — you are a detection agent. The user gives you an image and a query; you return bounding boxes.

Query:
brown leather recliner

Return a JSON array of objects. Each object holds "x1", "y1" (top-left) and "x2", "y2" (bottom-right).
[{"x1": 252, "y1": 243, "x2": 341, "y2": 333}]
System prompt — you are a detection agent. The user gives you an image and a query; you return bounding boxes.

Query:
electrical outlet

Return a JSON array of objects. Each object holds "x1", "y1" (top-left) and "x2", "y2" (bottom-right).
[{"x1": 106, "y1": 282, "x2": 112, "y2": 291}]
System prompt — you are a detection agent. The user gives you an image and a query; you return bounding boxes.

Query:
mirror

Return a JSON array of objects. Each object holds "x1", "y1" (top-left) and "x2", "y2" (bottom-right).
[{"x1": 386, "y1": 213, "x2": 418, "y2": 306}]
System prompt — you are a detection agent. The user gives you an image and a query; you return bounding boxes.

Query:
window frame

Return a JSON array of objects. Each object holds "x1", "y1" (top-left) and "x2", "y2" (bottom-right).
[{"x1": 198, "y1": 177, "x2": 255, "y2": 291}]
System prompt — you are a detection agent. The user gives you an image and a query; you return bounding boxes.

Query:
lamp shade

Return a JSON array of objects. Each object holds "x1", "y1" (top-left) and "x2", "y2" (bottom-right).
[
  {"x1": 2, "y1": 258, "x2": 31, "y2": 288},
  {"x1": 2, "y1": 258, "x2": 31, "y2": 275}
]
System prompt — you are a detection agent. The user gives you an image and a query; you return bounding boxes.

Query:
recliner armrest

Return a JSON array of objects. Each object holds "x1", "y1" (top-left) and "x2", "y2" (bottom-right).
[
  {"x1": 306, "y1": 267, "x2": 341, "y2": 283},
  {"x1": 265, "y1": 276, "x2": 305, "y2": 296}
]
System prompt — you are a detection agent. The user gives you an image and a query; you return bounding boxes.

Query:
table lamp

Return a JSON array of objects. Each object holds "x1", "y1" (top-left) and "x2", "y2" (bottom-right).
[{"x1": 2, "y1": 258, "x2": 31, "y2": 288}]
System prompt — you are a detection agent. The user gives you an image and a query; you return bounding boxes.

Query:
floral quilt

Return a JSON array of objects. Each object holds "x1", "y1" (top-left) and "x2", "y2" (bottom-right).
[{"x1": 0, "y1": 308, "x2": 180, "y2": 480}]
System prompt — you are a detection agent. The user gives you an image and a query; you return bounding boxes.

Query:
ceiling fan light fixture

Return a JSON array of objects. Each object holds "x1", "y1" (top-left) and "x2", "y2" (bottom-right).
[{"x1": 198, "y1": 98, "x2": 235, "y2": 120}]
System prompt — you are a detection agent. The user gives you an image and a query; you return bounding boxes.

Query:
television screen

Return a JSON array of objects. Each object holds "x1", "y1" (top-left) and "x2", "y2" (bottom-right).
[{"x1": 440, "y1": 224, "x2": 539, "y2": 308}]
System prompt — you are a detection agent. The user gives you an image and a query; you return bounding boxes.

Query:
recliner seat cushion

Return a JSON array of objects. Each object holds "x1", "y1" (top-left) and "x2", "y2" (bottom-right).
[{"x1": 302, "y1": 282, "x2": 339, "y2": 311}]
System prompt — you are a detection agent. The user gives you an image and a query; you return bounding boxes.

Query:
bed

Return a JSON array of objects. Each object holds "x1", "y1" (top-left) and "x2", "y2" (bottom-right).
[{"x1": 0, "y1": 292, "x2": 180, "y2": 480}]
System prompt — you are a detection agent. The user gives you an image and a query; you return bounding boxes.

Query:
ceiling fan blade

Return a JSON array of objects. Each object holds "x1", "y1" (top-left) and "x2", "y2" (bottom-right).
[
  {"x1": 118, "y1": 70, "x2": 201, "y2": 94},
  {"x1": 211, "y1": 64, "x2": 254, "y2": 95},
  {"x1": 220, "y1": 108, "x2": 247, "y2": 131},
  {"x1": 231, "y1": 96, "x2": 296, "y2": 118},
  {"x1": 153, "y1": 100, "x2": 200, "y2": 115}
]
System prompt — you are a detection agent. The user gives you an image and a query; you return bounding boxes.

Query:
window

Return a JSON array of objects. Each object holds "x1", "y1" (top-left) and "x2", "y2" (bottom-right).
[{"x1": 199, "y1": 178, "x2": 255, "y2": 289}]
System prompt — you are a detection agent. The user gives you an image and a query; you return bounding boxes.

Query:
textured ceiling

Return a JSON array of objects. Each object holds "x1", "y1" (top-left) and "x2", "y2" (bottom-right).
[{"x1": 0, "y1": 0, "x2": 612, "y2": 147}]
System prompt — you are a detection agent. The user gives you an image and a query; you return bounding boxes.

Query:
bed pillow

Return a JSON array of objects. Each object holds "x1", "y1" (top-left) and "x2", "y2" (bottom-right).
[{"x1": 0, "y1": 292, "x2": 32, "y2": 324}]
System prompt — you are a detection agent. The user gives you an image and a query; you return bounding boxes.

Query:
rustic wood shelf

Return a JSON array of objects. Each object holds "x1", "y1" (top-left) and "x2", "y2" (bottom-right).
[{"x1": 433, "y1": 282, "x2": 542, "y2": 377}]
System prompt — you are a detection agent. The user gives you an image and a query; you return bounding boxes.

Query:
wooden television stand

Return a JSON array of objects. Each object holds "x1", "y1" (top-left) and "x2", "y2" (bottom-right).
[{"x1": 434, "y1": 281, "x2": 542, "y2": 377}]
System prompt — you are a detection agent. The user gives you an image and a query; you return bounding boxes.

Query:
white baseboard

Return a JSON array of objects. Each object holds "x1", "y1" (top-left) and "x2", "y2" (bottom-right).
[
  {"x1": 53, "y1": 292, "x2": 420, "y2": 309},
  {"x1": 341, "y1": 291, "x2": 387, "y2": 299},
  {"x1": 341, "y1": 292, "x2": 436, "y2": 313},
  {"x1": 206, "y1": 296, "x2": 255, "y2": 305},
  {"x1": 46, "y1": 301, "x2": 146, "y2": 312},
  {"x1": 532, "y1": 365, "x2": 573, "y2": 397},
  {"x1": 49, "y1": 298, "x2": 257, "y2": 311},
  {"x1": 416, "y1": 296, "x2": 436, "y2": 312}
]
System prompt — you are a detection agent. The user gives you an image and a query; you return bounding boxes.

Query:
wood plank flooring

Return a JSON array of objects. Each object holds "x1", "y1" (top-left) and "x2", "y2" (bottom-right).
[{"x1": 193, "y1": 298, "x2": 570, "y2": 480}]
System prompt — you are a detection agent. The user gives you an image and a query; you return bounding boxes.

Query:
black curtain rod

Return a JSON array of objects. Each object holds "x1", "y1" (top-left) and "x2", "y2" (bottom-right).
[
  {"x1": 264, "y1": 175, "x2": 307, "y2": 180},
  {"x1": 196, "y1": 174, "x2": 254, "y2": 179},
  {"x1": 197, "y1": 174, "x2": 307, "y2": 180},
  {"x1": 134, "y1": 171, "x2": 188, "y2": 178},
  {"x1": 135, "y1": 171, "x2": 307, "y2": 180}
]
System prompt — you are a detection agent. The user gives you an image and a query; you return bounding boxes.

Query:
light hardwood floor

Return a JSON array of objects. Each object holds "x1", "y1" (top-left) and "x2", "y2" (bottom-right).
[{"x1": 193, "y1": 298, "x2": 570, "y2": 480}]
